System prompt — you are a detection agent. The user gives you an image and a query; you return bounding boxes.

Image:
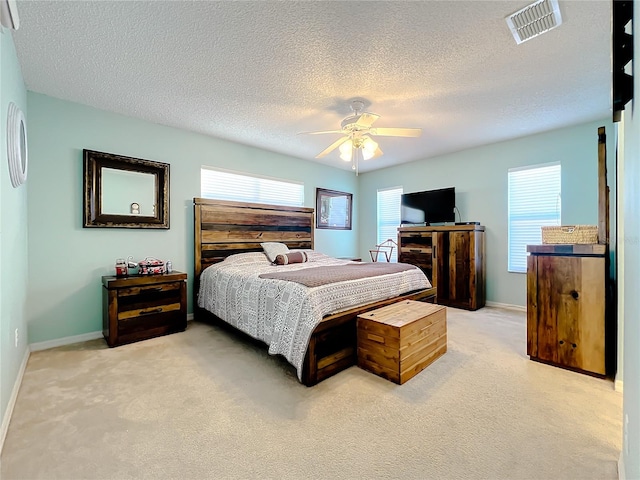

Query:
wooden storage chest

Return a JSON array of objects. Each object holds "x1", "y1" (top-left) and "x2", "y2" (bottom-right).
[{"x1": 357, "y1": 300, "x2": 447, "y2": 384}]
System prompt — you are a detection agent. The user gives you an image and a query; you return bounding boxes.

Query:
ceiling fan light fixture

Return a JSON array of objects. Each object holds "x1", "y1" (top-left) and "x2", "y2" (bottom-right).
[
  {"x1": 339, "y1": 139, "x2": 353, "y2": 161},
  {"x1": 361, "y1": 137, "x2": 378, "y2": 159}
]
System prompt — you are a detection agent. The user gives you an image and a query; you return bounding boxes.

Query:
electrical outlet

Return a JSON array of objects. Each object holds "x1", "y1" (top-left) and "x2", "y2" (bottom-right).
[
  {"x1": 14, "y1": 328, "x2": 18, "y2": 348},
  {"x1": 624, "y1": 414, "x2": 629, "y2": 455}
]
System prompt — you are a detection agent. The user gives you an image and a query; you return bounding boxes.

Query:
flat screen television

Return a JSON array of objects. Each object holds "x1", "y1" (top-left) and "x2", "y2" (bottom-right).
[{"x1": 401, "y1": 187, "x2": 456, "y2": 225}]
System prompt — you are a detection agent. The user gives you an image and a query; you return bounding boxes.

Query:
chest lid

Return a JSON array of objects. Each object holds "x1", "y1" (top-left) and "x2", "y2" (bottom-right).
[{"x1": 358, "y1": 300, "x2": 445, "y2": 328}]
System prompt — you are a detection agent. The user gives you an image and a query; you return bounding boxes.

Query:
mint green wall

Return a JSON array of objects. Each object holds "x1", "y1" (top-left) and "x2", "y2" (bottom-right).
[
  {"x1": 358, "y1": 119, "x2": 616, "y2": 307},
  {"x1": 0, "y1": 32, "x2": 28, "y2": 431},
  {"x1": 619, "y1": 4, "x2": 640, "y2": 477},
  {"x1": 26, "y1": 93, "x2": 358, "y2": 343}
]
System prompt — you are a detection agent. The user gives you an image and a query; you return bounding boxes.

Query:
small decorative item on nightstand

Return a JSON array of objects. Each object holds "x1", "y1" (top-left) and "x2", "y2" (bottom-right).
[
  {"x1": 137, "y1": 256, "x2": 166, "y2": 275},
  {"x1": 126, "y1": 256, "x2": 138, "y2": 276},
  {"x1": 102, "y1": 271, "x2": 187, "y2": 347},
  {"x1": 115, "y1": 258, "x2": 127, "y2": 277}
]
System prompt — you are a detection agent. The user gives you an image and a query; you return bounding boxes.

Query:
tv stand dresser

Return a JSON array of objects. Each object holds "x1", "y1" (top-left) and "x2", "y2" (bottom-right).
[{"x1": 398, "y1": 225, "x2": 485, "y2": 310}]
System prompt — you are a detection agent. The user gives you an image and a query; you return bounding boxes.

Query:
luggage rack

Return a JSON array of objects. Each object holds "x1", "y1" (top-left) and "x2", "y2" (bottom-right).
[{"x1": 369, "y1": 238, "x2": 397, "y2": 262}]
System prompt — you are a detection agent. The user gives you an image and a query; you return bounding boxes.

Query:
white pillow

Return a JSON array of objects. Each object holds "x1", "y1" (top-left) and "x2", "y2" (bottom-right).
[
  {"x1": 260, "y1": 242, "x2": 290, "y2": 263},
  {"x1": 223, "y1": 252, "x2": 272, "y2": 265}
]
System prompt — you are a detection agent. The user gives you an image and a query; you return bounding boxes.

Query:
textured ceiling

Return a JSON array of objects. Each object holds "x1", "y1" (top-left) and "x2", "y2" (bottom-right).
[{"x1": 12, "y1": 1, "x2": 612, "y2": 173}]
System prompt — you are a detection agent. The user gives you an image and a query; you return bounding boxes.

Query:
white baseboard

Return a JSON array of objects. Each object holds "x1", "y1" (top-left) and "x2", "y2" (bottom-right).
[
  {"x1": 0, "y1": 347, "x2": 30, "y2": 456},
  {"x1": 615, "y1": 378, "x2": 624, "y2": 393},
  {"x1": 618, "y1": 452, "x2": 626, "y2": 480},
  {"x1": 485, "y1": 301, "x2": 526, "y2": 312},
  {"x1": 31, "y1": 314, "x2": 194, "y2": 352},
  {"x1": 29, "y1": 331, "x2": 103, "y2": 352}
]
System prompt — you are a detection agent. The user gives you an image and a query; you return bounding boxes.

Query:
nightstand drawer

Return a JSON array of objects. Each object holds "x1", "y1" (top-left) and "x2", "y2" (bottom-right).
[
  {"x1": 118, "y1": 282, "x2": 182, "y2": 297},
  {"x1": 118, "y1": 308, "x2": 184, "y2": 336},
  {"x1": 117, "y1": 282, "x2": 183, "y2": 313},
  {"x1": 118, "y1": 302, "x2": 181, "y2": 320}
]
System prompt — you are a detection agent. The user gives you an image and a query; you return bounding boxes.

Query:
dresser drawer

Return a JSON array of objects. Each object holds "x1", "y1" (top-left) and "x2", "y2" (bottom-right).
[
  {"x1": 399, "y1": 232, "x2": 431, "y2": 239},
  {"x1": 400, "y1": 245, "x2": 432, "y2": 254},
  {"x1": 399, "y1": 252, "x2": 432, "y2": 269}
]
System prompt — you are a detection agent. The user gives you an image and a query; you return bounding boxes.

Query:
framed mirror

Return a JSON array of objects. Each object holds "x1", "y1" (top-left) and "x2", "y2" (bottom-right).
[
  {"x1": 83, "y1": 149, "x2": 170, "y2": 229},
  {"x1": 6, "y1": 102, "x2": 28, "y2": 188},
  {"x1": 316, "y1": 187, "x2": 352, "y2": 230}
]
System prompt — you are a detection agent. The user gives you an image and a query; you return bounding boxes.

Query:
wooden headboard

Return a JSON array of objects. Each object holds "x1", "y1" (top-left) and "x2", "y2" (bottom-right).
[{"x1": 193, "y1": 198, "x2": 315, "y2": 279}]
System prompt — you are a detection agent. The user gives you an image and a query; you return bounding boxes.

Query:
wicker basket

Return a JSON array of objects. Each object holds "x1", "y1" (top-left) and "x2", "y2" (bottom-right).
[{"x1": 541, "y1": 225, "x2": 598, "y2": 244}]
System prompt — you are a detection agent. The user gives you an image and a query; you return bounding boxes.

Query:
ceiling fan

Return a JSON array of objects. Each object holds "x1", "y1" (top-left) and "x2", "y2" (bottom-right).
[{"x1": 300, "y1": 100, "x2": 422, "y2": 174}]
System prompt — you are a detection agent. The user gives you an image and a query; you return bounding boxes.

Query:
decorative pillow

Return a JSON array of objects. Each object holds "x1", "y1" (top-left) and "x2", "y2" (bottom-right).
[
  {"x1": 274, "y1": 251, "x2": 308, "y2": 265},
  {"x1": 260, "y1": 242, "x2": 290, "y2": 263}
]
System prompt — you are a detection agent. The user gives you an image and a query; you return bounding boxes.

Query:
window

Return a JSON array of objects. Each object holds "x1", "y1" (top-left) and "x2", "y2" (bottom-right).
[
  {"x1": 201, "y1": 167, "x2": 304, "y2": 206},
  {"x1": 508, "y1": 162, "x2": 561, "y2": 273},
  {"x1": 376, "y1": 187, "x2": 403, "y2": 262}
]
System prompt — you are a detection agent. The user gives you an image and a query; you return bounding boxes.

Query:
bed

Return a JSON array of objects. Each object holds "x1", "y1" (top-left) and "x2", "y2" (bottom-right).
[{"x1": 193, "y1": 198, "x2": 436, "y2": 386}]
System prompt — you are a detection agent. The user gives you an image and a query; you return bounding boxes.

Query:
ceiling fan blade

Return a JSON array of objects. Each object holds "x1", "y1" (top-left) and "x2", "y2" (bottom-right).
[
  {"x1": 316, "y1": 136, "x2": 350, "y2": 158},
  {"x1": 298, "y1": 130, "x2": 344, "y2": 135},
  {"x1": 370, "y1": 127, "x2": 422, "y2": 137},
  {"x1": 354, "y1": 113, "x2": 380, "y2": 128}
]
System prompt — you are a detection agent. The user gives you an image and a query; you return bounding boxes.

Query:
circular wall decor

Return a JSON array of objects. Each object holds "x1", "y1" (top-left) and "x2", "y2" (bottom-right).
[{"x1": 6, "y1": 102, "x2": 28, "y2": 188}]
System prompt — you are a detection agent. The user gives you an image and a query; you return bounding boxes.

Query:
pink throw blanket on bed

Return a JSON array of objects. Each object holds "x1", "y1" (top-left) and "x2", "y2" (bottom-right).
[{"x1": 258, "y1": 262, "x2": 417, "y2": 287}]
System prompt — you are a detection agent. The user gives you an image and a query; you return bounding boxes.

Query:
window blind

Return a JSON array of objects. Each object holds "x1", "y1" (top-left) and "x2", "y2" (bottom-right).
[
  {"x1": 201, "y1": 167, "x2": 304, "y2": 207},
  {"x1": 377, "y1": 187, "x2": 403, "y2": 262},
  {"x1": 508, "y1": 162, "x2": 561, "y2": 273}
]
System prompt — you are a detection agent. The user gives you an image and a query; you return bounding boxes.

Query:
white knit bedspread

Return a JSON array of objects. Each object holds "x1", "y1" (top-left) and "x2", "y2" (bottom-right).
[{"x1": 197, "y1": 250, "x2": 431, "y2": 379}]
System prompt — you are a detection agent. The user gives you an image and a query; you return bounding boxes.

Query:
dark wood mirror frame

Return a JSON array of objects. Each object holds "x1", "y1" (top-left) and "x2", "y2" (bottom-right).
[
  {"x1": 83, "y1": 149, "x2": 170, "y2": 229},
  {"x1": 316, "y1": 187, "x2": 352, "y2": 230}
]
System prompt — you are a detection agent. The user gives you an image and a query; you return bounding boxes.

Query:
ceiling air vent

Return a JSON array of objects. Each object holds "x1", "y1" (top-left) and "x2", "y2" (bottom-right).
[{"x1": 506, "y1": 0, "x2": 562, "y2": 44}]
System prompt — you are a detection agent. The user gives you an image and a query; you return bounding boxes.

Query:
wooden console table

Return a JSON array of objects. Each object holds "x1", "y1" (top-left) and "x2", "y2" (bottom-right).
[{"x1": 526, "y1": 244, "x2": 607, "y2": 375}]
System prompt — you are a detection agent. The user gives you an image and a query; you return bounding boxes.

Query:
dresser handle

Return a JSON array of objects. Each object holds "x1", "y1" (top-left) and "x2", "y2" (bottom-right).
[
  {"x1": 140, "y1": 307, "x2": 163, "y2": 315},
  {"x1": 410, "y1": 249, "x2": 422, "y2": 253},
  {"x1": 570, "y1": 290, "x2": 579, "y2": 300}
]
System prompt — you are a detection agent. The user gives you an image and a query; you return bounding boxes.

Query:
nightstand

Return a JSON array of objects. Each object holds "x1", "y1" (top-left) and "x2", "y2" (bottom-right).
[{"x1": 102, "y1": 271, "x2": 187, "y2": 347}]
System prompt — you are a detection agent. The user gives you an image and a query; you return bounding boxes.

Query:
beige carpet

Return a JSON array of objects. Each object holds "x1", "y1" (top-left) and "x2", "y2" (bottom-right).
[{"x1": 1, "y1": 307, "x2": 622, "y2": 480}]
